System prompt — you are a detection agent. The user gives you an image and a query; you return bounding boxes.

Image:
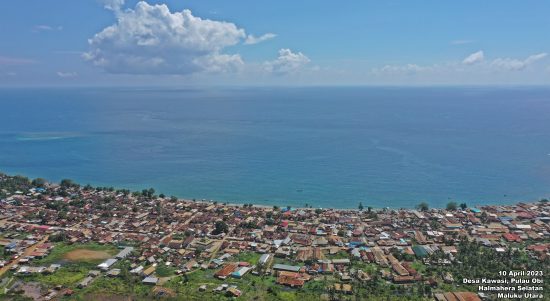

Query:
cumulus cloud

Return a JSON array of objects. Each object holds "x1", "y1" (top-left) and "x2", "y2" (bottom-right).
[
  {"x1": 264, "y1": 49, "x2": 310, "y2": 75},
  {"x1": 244, "y1": 33, "x2": 276, "y2": 45},
  {"x1": 372, "y1": 64, "x2": 432, "y2": 75},
  {"x1": 56, "y1": 71, "x2": 78, "y2": 78},
  {"x1": 84, "y1": 1, "x2": 247, "y2": 75},
  {"x1": 102, "y1": 0, "x2": 125, "y2": 11},
  {"x1": 462, "y1": 51, "x2": 484, "y2": 65},
  {"x1": 491, "y1": 53, "x2": 548, "y2": 71}
]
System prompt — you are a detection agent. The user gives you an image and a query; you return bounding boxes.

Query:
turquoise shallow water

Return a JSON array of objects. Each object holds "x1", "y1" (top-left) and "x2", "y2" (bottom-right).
[{"x1": 0, "y1": 87, "x2": 549, "y2": 208}]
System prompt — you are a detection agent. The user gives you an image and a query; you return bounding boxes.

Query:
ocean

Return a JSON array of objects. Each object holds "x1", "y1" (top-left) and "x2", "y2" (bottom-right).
[{"x1": 0, "y1": 86, "x2": 549, "y2": 208}]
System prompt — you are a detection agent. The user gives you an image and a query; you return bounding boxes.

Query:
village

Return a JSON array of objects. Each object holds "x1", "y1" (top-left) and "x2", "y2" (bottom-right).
[{"x1": 0, "y1": 173, "x2": 548, "y2": 300}]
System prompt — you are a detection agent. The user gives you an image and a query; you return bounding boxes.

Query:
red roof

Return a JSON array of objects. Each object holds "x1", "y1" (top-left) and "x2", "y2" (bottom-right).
[
  {"x1": 503, "y1": 233, "x2": 521, "y2": 242},
  {"x1": 214, "y1": 264, "x2": 237, "y2": 278},
  {"x1": 527, "y1": 244, "x2": 548, "y2": 252}
]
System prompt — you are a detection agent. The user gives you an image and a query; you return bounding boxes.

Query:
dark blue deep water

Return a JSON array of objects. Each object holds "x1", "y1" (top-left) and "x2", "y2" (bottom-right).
[{"x1": 1, "y1": 87, "x2": 549, "y2": 208}]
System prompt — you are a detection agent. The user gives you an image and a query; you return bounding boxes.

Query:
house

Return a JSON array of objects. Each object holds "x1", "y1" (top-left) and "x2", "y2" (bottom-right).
[
  {"x1": 130, "y1": 266, "x2": 144, "y2": 275},
  {"x1": 231, "y1": 266, "x2": 252, "y2": 278},
  {"x1": 142, "y1": 265, "x2": 156, "y2": 276},
  {"x1": 272, "y1": 264, "x2": 301, "y2": 273},
  {"x1": 107, "y1": 268, "x2": 121, "y2": 277},
  {"x1": 226, "y1": 287, "x2": 242, "y2": 297},
  {"x1": 331, "y1": 258, "x2": 350, "y2": 265},
  {"x1": 277, "y1": 273, "x2": 305, "y2": 287},
  {"x1": 183, "y1": 260, "x2": 197, "y2": 272},
  {"x1": 503, "y1": 233, "x2": 522, "y2": 243},
  {"x1": 259, "y1": 253, "x2": 271, "y2": 265},
  {"x1": 215, "y1": 264, "x2": 237, "y2": 279},
  {"x1": 115, "y1": 246, "x2": 134, "y2": 259},
  {"x1": 78, "y1": 276, "x2": 94, "y2": 288},
  {"x1": 97, "y1": 258, "x2": 117, "y2": 271},
  {"x1": 142, "y1": 277, "x2": 159, "y2": 285},
  {"x1": 412, "y1": 245, "x2": 428, "y2": 258},
  {"x1": 334, "y1": 283, "x2": 353, "y2": 294}
]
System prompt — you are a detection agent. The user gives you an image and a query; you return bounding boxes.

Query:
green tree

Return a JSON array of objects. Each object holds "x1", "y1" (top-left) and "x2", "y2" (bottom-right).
[
  {"x1": 60, "y1": 179, "x2": 78, "y2": 188},
  {"x1": 446, "y1": 201, "x2": 458, "y2": 211},
  {"x1": 417, "y1": 202, "x2": 429, "y2": 212},
  {"x1": 31, "y1": 178, "x2": 47, "y2": 187},
  {"x1": 212, "y1": 221, "x2": 229, "y2": 235},
  {"x1": 358, "y1": 202, "x2": 364, "y2": 211},
  {"x1": 459, "y1": 202, "x2": 468, "y2": 210}
]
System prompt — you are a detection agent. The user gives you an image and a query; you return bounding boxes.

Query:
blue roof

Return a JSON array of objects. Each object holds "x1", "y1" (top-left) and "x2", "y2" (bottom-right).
[
  {"x1": 412, "y1": 245, "x2": 428, "y2": 257},
  {"x1": 272, "y1": 264, "x2": 300, "y2": 272}
]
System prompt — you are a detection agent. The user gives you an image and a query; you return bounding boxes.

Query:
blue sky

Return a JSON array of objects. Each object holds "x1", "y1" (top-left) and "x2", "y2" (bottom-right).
[{"x1": 1, "y1": 0, "x2": 549, "y2": 86}]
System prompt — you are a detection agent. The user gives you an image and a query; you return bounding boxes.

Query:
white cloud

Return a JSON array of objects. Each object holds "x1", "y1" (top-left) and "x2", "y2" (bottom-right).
[
  {"x1": 451, "y1": 40, "x2": 474, "y2": 45},
  {"x1": 56, "y1": 71, "x2": 78, "y2": 78},
  {"x1": 372, "y1": 64, "x2": 432, "y2": 75},
  {"x1": 491, "y1": 53, "x2": 548, "y2": 71},
  {"x1": 33, "y1": 25, "x2": 63, "y2": 33},
  {"x1": 264, "y1": 49, "x2": 310, "y2": 75},
  {"x1": 84, "y1": 1, "x2": 246, "y2": 75},
  {"x1": 0, "y1": 56, "x2": 35, "y2": 66},
  {"x1": 462, "y1": 50, "x2": 484, "y2": 65},
  {"x1": 102, "y1": 0, "x2": 125, "y2": 11},
  {"x1": 244, "y1": 33, "x2": 276, "y2": 45}
]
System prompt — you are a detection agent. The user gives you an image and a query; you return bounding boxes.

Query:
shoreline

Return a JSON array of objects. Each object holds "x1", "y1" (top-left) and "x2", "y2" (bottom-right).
[
  {"x1": 177, "y1": 197, "x2": 543, "y2": 212},
  {"x1": 1, "y1": 170, "x2": 546, "y2": 211}
]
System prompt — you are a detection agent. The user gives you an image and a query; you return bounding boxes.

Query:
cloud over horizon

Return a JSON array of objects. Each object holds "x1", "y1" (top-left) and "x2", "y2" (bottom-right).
[
  {"x1": 372, "y1": 64, "x2": 432, "y2": 75},
  {"x1": 264, "y1": 49, "x2": 310, "y2": 75},
  {"x1": 84, "y1": 1, "x2": 247, "y2": 75},
  {"x1": 0, "y1": 55, "x2": 35, "y2": 66},
  {"x1": 56, "y1": 71, "x2": 78, "y2": 78},
  {"x1": 462, "y1": 51, "x2": 484, "y2": 65},
  {"x1": 491, "y1": 53, "x2": 548, "y2": 71}
]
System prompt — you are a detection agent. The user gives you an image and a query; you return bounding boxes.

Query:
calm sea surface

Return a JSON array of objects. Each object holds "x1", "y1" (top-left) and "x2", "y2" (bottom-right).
[{"x1": 1, "y1": 87, "x2": 549, "y2": 208}]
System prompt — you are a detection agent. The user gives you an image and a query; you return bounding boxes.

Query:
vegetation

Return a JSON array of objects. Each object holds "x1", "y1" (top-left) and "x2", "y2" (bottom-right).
[
  {"x1": 416, "y1": 202, "x2": 429, "y2": 211},
  {"x1": 446, "y1": 201, "x2": 457, "y2": 211},
  {"x1": 34, "y1": 243, "x2": 117, "y2": 265},
  {"x1": 212, "y1": 221, "x2": 229, "y2": 235}
]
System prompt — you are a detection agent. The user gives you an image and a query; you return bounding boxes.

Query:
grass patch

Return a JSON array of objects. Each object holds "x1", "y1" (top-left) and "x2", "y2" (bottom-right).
[
  {"x1": 234, "y1": 252, "x2": 261, "y2": 264},
  {"x1": 73, "y1": 276, "x2": 152, "y2": 299},
  {"x1": 410, "y1": 261, "x2": 426, "y2": 273},
  {"x1": 35, "y1": 243, "x2": 117, "y2": 265},
  {"x1": 17, "y1": 265, "x2": 88, "y2": 287},
  {"x1": 156, "y1": 264, "x2": 176, "y2": 277}
]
